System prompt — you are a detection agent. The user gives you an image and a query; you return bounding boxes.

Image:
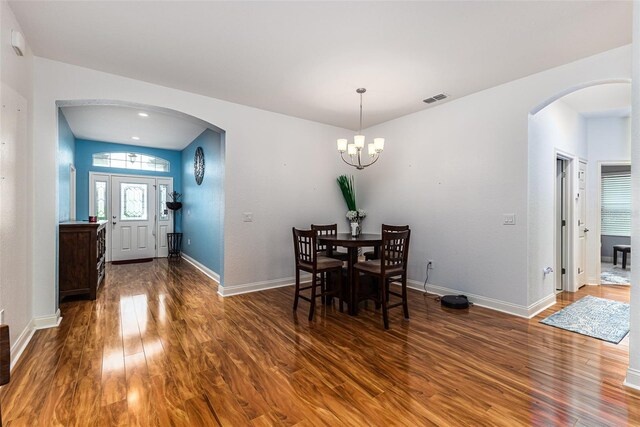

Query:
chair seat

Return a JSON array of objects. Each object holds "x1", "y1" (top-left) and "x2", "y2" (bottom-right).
[
  {"x1": 354, "y1": 259, "x2": 403, "y2": 276},
  {"x1": 299, "y1": 256, "x2": 343, "y2": 271},
  {"x1": 319, "y1": 250, "x2": 349, "y2": 262},
  {"x1": 363, "y1": 250, "x2": 376, "y2": 260}
]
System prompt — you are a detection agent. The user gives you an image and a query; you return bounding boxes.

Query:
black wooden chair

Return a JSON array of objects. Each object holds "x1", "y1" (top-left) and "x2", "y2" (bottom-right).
[
  {"x1": 354, "y1": 228, "x2": 411, "y2": 329},
  {"x1": 292, "y1": 228, "x2": 344, "y2": 321},
  {"x1": 310, "y1": 224, "x2": 349, "y2": 262},
  {"x1": 363, "y1": 224, "x2": 410, "y2": 261}
]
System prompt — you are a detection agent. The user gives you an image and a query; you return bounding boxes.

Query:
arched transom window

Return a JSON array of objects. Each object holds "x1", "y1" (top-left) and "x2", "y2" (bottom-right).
[{"x1": 92, "y1": 152, "x2": 170, "y2": 172}]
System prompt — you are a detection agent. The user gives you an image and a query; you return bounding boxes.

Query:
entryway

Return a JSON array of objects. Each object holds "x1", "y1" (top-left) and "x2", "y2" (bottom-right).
[
  {"x1": 599, "y1": 163, "x2": 631, "y2": 285},
  {"x1": 90, "y1": 172, "x2": 174, "y2": 262}
]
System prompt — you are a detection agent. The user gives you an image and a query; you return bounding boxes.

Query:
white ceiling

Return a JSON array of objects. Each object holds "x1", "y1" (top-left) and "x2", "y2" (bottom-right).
[
  {"x1": 561, "y1": 83, "x2": 631, "y2": 118},
  {"x1": 11, "y1": 1, "x2": 632, "y2": 130},
  {"x1": 60, "y1": 105, "x2": 207, "y2": 150}
]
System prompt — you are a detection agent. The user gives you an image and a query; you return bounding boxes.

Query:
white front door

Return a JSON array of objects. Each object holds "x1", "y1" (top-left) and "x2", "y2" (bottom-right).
[
  {"x1": 111, "y1": 176, "x2": 157, "y2": 262},
  {"x1": 577, "y1": 160, "x2": 588, "y2": 287}
]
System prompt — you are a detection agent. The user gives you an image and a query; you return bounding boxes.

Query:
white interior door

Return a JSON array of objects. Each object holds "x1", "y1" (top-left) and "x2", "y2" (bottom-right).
[
  {"x1": 111, "y1": 176, "x2": 157, "y2": 262},
  {"x1": 577, "y1": 161, "x2": 588, "y2": 287}
]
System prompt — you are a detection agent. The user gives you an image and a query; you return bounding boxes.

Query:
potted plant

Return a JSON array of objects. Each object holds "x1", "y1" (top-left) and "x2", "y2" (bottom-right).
[
  {"x1": 337, "y1": 175, "x2": 366, "y2": 236},
  {"x1": 166, "y1": 191, "x2": 183, "y2": 258}
]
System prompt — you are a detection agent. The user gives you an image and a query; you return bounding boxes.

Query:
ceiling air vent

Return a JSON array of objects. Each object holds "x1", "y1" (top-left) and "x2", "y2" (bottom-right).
[{"x1": 423, "y1": 93, "x2": 448, "y2": 104}]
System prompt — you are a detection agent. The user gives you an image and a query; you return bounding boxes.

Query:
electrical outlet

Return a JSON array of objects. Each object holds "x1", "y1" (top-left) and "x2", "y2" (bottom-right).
[
  {"x1": 503, "y1": 214, "x2": 516, "y2": 225},
  {"x1": 243, "y1": 212, "x2": 253, "y2": 222},
  {"x1": 187, "y1": 239, "x2": 191, "y2": 245},
  {"x1": 427, "y1": 259, "x2": 434, "y2": 269}
]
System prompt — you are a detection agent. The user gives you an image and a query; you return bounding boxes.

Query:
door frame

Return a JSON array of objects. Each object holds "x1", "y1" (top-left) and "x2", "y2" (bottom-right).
[
  {"x1": 69, "y1": 164, "x2": 76, "y2": 221},
  {"x1": 555, "y1": 157, "x2": 568, "y2": 292},
  {"x1": 596, "y1": 160, "x2": 632, "y2": 284},
  {"x1": 576, "y1": 159, "x2": 588, "y2": 289},
  {"x1": 89, "y1": 171, "x2": 174, "y2": 262},
  {"x1": 554, "y1": 150, "x2": 579, "y2": 292}
]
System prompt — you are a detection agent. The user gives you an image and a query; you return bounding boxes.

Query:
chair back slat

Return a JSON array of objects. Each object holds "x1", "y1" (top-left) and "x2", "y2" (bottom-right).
[
  {"x1": 381, "y1": 224, "x2": 410, "y2": 233},
  {"x1": 381, "y1": 229, "x2": 410, "y2": 274},
  {"x1": 311, "y1": 224, "x2": 338, "y2": 253},
  {"x1": 293, "y1": 228, "x2": 317, "y2": 266}
]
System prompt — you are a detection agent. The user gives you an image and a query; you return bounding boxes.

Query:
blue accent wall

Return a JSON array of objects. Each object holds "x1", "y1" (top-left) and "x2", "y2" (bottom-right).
[
  {"x1": 181, "y1": 129, "x2": 224, "y2": 277},
  {"x1": 75, "y1": 139, "x2": 182, "y2": 226},
  {"x1": 58, "y1": 111, "x2": 76, "y2": 222}
]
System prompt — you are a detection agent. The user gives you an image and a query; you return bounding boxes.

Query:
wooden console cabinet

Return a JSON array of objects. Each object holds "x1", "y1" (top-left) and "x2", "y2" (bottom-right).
[{"x1": 59, "y1": 221, "x2": 107, "y2": 301}]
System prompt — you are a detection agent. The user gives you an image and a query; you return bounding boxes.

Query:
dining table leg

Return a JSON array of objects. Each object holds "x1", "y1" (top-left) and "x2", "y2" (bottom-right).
[{"x1": 348, "y1": 247, "x2": 359, "y2": 315}]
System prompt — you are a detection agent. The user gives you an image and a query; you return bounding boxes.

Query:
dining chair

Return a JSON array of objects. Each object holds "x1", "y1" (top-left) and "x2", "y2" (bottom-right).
[
  {"x1": 363, "y1": 224, "x2": 410, "y2": 261},
  {"x1": 310, "y1": 224, "x2": 349, "y2": 262},
  {"x1": 292, "y1": 228, "x2": 344, "y2": 321},
  {"x1": 354, "y1": 228, "x2": 411, "y2": 329}
]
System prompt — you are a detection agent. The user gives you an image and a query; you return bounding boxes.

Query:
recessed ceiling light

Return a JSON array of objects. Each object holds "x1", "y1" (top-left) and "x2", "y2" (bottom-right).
[
  {"x1": 138, "y1": 112, "x2": 149, "y2": 117},
  {"x1": 131, "y1": 136, "x2": 140, "y2": 140}
]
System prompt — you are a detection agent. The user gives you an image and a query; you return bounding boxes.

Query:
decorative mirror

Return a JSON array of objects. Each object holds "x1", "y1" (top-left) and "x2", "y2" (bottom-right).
[{"x1": 194, "y1": 147, "x2": 205, "y2": 185}]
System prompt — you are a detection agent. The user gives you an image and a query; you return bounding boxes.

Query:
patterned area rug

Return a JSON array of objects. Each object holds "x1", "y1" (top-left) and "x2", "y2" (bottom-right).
[
  {"x1": 601, "y1": 271, "x2": 630, "y2": 285},
  {"x1": 540, "y1": 295, "x2": 630, "y2": 344}
]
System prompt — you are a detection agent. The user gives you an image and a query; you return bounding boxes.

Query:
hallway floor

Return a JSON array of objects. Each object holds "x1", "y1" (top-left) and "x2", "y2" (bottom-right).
[
  {"x1": 1, "y1": 259, "x2": 639, "y2": 426},
  {"x1": 601, "y1": 262, "x2": 631, "y2": 285}
]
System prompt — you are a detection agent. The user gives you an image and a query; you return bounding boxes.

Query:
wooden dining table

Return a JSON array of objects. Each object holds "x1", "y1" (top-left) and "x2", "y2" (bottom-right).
[{"x1": 318, "y1": 233, "x2": 382, "y2": 315}]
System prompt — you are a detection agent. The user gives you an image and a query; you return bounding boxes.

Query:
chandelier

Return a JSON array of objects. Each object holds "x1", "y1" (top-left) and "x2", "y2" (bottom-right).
[{"x1": 337, "y1": 88, "x2": 384, "y2": 170}]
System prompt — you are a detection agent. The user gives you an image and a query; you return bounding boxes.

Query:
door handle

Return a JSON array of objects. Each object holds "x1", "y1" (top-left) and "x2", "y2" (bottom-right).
[
  {"x1": 584, "y1": 228, "x2": 589, "y2": 233},
  {"x1": 113, "y1": 221, "x2": 117, "y2": 226}
]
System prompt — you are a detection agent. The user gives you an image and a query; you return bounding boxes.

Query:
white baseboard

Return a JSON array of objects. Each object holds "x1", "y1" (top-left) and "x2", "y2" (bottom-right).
[
  {"x1": 527, "y1": 293, "x2": 557, "y2": 318},
  {"x1": 407, "y1": 280, "x2": 556, "y2": 319},
  {"x1": 219, "y1": 276, "x2": 296, "y2": 297},
  {"x1": 10, "y1": 323, "x2": 35, "y2": 371},
  {"x1": 10, "y1": 309, "x2": 61, "y2": 371},
  {"x1": 624, "y1": 368, "x2": 640, "y2": 391},
  {"x1": 181, "y1": 253, "x2": 221, "y2": 284},
  {"x1": 32, "y1": 309, "x2": 62, "y2": 330}
]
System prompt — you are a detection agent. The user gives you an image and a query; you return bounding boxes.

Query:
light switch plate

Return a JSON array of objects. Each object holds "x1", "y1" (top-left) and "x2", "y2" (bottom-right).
[
  {"x1": 503, "y1": 214, "x2": 516, "y2": 225},
  {"x1": 243, "y1": 212, "x2": 253, "y2": 222}
]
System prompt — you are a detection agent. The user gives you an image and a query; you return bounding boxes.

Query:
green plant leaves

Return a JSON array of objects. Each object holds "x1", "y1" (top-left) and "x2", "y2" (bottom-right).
[{"x1": 337, "y1": 174, "x2": 357, "y2": 211}]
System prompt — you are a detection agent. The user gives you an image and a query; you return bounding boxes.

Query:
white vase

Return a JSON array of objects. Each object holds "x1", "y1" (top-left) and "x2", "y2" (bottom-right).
[{"x1": 350, "y1": 222, "x2": 360, "y2": 237}]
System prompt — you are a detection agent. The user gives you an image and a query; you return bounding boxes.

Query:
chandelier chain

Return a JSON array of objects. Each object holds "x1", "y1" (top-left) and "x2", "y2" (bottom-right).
[{"x1": 359, "y1": 91, "x2": 363, "y2": 133}]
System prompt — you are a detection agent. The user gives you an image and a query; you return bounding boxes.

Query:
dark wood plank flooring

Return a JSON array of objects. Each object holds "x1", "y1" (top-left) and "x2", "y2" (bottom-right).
[{"x1": 1, "y1": 259, "x2": 639, "y2": 426}]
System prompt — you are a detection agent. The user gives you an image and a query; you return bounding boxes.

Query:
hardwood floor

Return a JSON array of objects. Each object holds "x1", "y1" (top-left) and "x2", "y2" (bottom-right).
[{"x1": 1, "y1": 259, "x2": 639, "y2": 426}]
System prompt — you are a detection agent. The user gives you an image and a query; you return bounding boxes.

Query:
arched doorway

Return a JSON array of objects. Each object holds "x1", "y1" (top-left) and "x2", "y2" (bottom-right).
[{"x1": 56, "y1": 99, "x2": 225, "y2": 305}]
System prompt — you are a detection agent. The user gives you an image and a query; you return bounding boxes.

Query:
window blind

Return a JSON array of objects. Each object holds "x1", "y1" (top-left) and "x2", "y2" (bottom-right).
[{"x1": 601, "y1": 172, "x2": 631, "y2": 236}]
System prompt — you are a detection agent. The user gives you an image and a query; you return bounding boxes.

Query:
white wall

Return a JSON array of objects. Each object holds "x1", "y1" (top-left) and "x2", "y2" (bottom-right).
[
  {"x1": 528, "y1": 100, "x2": 587, "y2": 300},
  {"x1": 0, "y1": 0, "x2": 35, "y2": 361},
  {"x1": 585, "y1": 115, "x2": 631, "y2": 282},
  {"x1": 32, "y1": 56, "x2": 355, "y2": 312},
  {"x1": 359, "y1": 45, "x2": 630, "y2": 316}
]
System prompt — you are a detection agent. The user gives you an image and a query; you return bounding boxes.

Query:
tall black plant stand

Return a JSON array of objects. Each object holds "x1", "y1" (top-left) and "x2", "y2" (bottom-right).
[
  {"x1": 167, "y1": 232, "x2": 183, "y2": 259},
  {"x1": 166, "y1": 200, "x2": 183, "y2": 259}
]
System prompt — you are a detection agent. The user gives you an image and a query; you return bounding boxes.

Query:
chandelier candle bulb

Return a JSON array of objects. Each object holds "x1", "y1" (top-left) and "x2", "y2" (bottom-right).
[
  {"x1": 368, "y1": 143, "x2": 376, "y2": 157},
  {"x1": 354, "y1": 135, "x2": 365, "y2": 149},
  {"x1": 337, "y1": 139, "x2": 348, "y2": 152},
  {"x1": 347, "y1": 144, "x2": 357, "y2": 156},
  {"x1": 374, "y1": 138, "x2": 385, "y2": 152}
]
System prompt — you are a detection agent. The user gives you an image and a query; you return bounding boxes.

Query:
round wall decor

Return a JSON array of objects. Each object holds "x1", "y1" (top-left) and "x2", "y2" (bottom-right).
[{"x1": 194, "y1": 146, "x2": 205, "y2": 185}]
